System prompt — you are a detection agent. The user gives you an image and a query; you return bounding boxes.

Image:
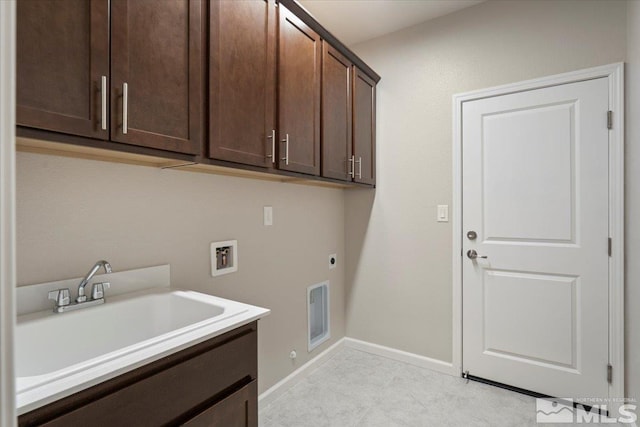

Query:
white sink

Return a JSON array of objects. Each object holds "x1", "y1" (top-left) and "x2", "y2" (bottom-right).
[{"x1": 15, "y1": 287, "x2": 269, "y2": 415}]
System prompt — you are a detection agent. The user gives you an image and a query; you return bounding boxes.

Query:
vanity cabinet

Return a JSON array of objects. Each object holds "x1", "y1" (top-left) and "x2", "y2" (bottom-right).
[
  {"x1": 17, "y1": 0, "x2": 110, "y2": 140},
  {"x1": 18, "y1": 322, "x2": 259, "y2": 427},
  {"x1": 17, "y1": 0, "x2": 204, "y2": 155},
  {"x1": 208, "y1": 0, "x2": 277, "y2": 167},
  {"x1": 183, "y1": 381, "x2": 257, "y2": 427}
]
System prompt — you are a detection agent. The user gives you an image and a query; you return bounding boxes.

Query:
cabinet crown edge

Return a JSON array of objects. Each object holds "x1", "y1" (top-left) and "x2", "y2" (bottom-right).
[{"x1": 277, "y1": 0, "x2": 381, "y2": 83}]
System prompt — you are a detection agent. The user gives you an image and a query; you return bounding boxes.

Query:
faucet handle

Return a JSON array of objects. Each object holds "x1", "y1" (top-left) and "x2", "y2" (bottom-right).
[
  {"x1": 91, "y1": 282, "x2": 110, "y2": 300},
  {"x1": 48, "y1": 288, "x2": 70, "y2": 307}
]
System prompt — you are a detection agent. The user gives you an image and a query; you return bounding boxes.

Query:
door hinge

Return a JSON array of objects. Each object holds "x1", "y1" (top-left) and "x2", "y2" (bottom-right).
[
  {"x1": 607, "y1": 110, "x2": 613, "y2": 129},
  {"x1": 608, "y1": 237, "x2": 612, "y2": 257},
  {"x1": 607, "y1": 364, "x2": 613, "y2": 383}
]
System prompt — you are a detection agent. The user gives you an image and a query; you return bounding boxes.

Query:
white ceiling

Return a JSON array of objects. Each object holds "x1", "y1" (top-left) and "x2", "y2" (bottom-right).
[{"x1": 298, "y1": 0, "x2": 485, "y2": 46}]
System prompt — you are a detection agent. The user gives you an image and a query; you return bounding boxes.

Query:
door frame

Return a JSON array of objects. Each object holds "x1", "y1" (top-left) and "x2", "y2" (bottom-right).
[
  {"x1": 0, "y1": 0, "x2": 17, "y2": 425},
  {"x1": 452, "y1": 63, "x2": 625, "y2": 401}
]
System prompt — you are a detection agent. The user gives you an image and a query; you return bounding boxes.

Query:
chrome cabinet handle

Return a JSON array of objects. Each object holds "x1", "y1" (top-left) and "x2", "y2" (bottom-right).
[
  {"x1": 355, "y1": 156, "x2": 362, "y2": 179},
  {"x1": 101, "y1": 76, "x2": 107, "y2": 130},
  {"x1": 122, "y1": 82, "x2": 128, "y2": 134},
  {"x1": 349, "y1": 155, "x2": 355, "y2": 178},
  {"x1": 267, "y1": 129, "x2": 275, "y2": 163},
  {"x1": 281, "y1": 134, "x2": 289, "y2": 166},
  {"x1": 467, "y1": 250, "x2": 487, "y2": 260}
]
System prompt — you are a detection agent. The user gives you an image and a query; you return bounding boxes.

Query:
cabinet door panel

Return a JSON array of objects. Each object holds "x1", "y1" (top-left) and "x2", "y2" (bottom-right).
[
  {"x1": 183, "y1": 381, "x2": 257, "y2": 427},
  {"x1": 209, "y1": 0, "x2": 276, "y2": 167},
  {"x1": 353, "y1": 68, "x2": 376, "y2": 185},
  {"x1": 38, "y1": 330, "x2": 257, "y2": 427},
  {"x1": 110, "y1": 0, "x2": 203, "y2": 154},
  {"x1": 321, "y1": 42, "x2": 352, "y2": 181},
  {"x1": 17, "y1": 0, "x2": 109, "y2": 140},
  {"x1": 278, "y1": 6, "x2": 321, "y2": 176}
]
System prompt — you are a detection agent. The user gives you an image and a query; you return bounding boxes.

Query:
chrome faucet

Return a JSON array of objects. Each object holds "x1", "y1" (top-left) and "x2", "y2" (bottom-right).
[
  {"x1": 48, "y1": 260, "x2": 112, "y2": 313},
  {"x1": 76, "y1": 260, "x2": 112, "y2": 303}
]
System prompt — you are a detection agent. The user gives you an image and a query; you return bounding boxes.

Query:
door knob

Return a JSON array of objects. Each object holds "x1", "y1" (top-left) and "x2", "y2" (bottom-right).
[{"x1": 466, "y1": 249, "x2": 487, "y2": 260}]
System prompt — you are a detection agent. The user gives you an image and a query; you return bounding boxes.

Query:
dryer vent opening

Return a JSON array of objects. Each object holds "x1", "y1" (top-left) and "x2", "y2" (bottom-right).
[{"x1": 308, "y1": 281, "x2": 330, "y2": 351}]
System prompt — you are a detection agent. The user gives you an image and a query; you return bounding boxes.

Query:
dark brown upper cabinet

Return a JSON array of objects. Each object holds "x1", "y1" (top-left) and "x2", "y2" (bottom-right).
[
  {"x1": 17, "y1": 0, "x2": 379, "y2": 187},
  {"x1": 209, "y1": 0, "x2": 277, "y2": 167},
  {"x1": 321, "y1": 42, "x2": 353, "y2": 181},
  {"x1": 110, "y1": 0, "x2": 204, "y2": 155},
  {"x1": 17, "y1": 0, "x2": 110, "y2": 140},
  {"x1": 353, "y1": 67, "x2": 376, "y2": 185},
  {"x1": 277, "y1": 4, "x2": 321, "y2": 176}
]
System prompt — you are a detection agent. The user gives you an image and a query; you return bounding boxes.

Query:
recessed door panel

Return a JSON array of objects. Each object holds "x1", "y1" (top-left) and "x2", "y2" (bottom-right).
[
  {"x1": 353, "y1": 68, "x2": 376, "y2": 185},
  {"x1": 277, "y1": 5, "x2": 321, "y2": 175},
  {"x1": 110, "y1": 0, "x2": 203, "y2": 154},
  {"x1": 17, "y1": 0, "x2": 109, "y2": 140},
  {"x1": 483, "y1": 270, "x2": 577, "y2": 369},
  {"x1": 209, "y1": 0, "x2": 276, "y2": 167},
  {"x1": 321, "y1": 42, "x2": 352, "y2": 181},
  {"x1": 483, "y1": 103, "x2": 575, "y2": 243}
]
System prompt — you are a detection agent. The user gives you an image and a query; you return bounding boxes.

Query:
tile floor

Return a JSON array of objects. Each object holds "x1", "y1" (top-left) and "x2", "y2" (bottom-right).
[{"x1": 259, "y1": 348, "x2": 624, "y2": 427}]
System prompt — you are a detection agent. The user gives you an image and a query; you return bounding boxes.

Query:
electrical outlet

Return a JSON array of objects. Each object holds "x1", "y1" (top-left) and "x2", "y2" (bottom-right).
[{"x1": 329, "y1": 253, "x2": 337, "y2": 270}]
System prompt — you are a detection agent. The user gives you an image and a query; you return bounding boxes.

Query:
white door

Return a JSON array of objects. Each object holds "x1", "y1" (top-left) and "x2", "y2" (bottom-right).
[{"x1": 462, "y1": 77, "x2": 610, "y2": 399}]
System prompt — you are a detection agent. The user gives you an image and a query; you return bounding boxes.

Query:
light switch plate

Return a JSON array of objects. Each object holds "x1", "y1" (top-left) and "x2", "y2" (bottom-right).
[
  {"x1": 263, "y1": 206, "x2": 273, "y2": 226},
  {"x1": 437, "y1": 205, "x2": 449, "y2": 222}
]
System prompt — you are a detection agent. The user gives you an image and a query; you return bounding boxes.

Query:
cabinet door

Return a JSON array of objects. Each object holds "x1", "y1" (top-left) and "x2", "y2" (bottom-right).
[
  {"x1": 17, "y1": 0, "x2": 109, "y2": 140},
  {"x1": 209, "y1": 0, "x2": 276, "y2": 167},
  {"x1": 110, "y1": 0, "x2": 204, "y2": 155},
  {"x1": 183, "y1": 381, "x2": 257, "y2": 427},
  {"x1": 31, "y1": 329, "x2": 257, "y2": 427},
  {"x1": 353, "y1": 68, "x2": 376, "y2": 185},
  {"x1": 278, "y1": 5, "x2": 321, "y2": 176},
  {"x1": 321, "y1": 42, "x2": 352, "y2": 181}
]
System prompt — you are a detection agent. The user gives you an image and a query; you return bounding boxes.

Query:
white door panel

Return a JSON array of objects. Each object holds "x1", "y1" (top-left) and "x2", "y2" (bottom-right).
[
  {"x1": 483, "y1": 270, "x2": 577, "y2": 368},
  {"x1": 483, "y1": 102, "x2": 575, "y2": 242},
  {"x1": 462, "y1": 77, "x2": 609, "y2": 399}
]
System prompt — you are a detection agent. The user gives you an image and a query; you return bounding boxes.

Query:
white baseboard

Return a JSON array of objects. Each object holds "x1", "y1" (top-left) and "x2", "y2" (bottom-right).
[
  {"x1": 258, "y1": 338, "x2": 345, "y2": 409},
  {"x1": 259, "y1": 336, "x2": 456, "y2": 411},
  {"x1": 343, "y1": 337, "x2": 456, "y2": 376}
]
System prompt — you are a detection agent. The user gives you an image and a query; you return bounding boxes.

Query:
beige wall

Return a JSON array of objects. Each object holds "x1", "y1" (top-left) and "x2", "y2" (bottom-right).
[
  {"x1": 625, "y1": 0, "x2": 640, "y2": 402},
  {"x1": 16, "y1": 151, "x2": 346, "y2": 393},
  {"x1": 15, "y1": 0, "x2": 638, "y2": 403},
  {"x1": 347, "y1": 0, "x2": 628, "y2": 373}
]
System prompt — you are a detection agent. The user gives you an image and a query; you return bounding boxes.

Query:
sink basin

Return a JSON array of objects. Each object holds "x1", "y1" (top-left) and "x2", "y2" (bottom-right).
[
  {"x1": 15, "y1": 287, "x2": 269, "y2": 414},
  {"x1": 17, "y1": 290, "x2": 226, "y2": 377}
]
